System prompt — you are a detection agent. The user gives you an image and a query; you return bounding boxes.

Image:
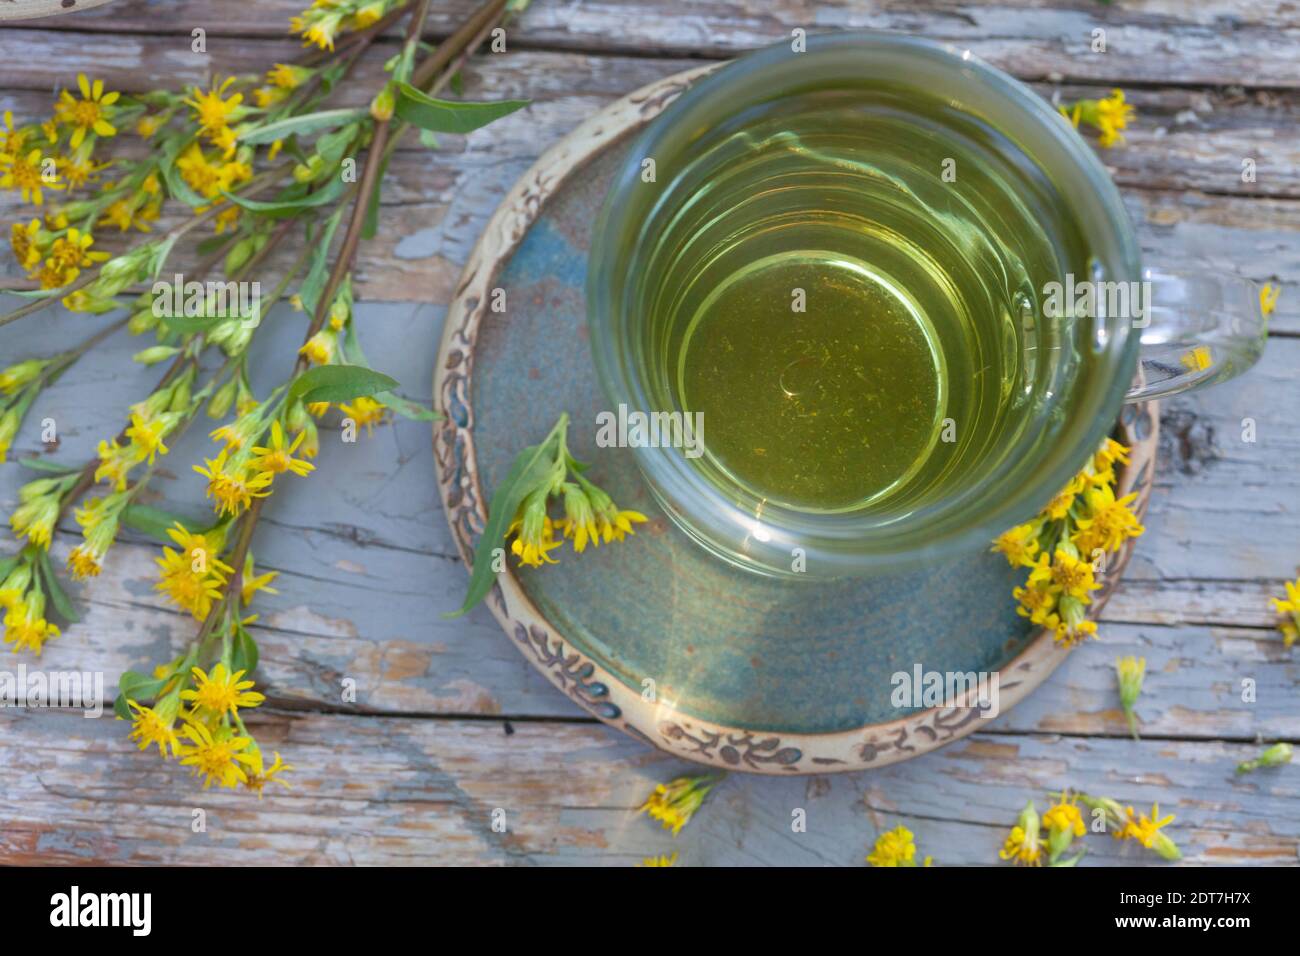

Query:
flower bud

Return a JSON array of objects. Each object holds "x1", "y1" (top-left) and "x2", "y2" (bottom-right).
[
  {"x1": 369, "y1": 83, "x2": 396, "y2": 122},
  {"x1": 132, "y1": 345, "x2": 181, "y2": 366}
]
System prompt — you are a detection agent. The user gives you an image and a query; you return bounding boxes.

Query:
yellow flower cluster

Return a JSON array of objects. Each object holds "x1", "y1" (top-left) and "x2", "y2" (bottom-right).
[
  {"x1": 992, "y1": 438, "x2": 1144, "y2": 646},
  {"x1": 866, "y1": 825, "x2": 933, "y2": 867},
  {"x1": 638, "y1": 773, "x2": 721, "y2": 837},
  {"x1": 0, "y1": 74, "x2": 132, "y2": 294},
  {"x1": 0, "y1": 553, "x2": 60, "y2": 656},
  {"x1": 93, "y1": 371, "x2": 195, "y2": 493},
  {"x1": 194, "y1": 416, "x2": 314, "y2": 519},
  {"x1": 1061, "y1": 88, "x2": 1136, "y2": 148},
  {"x1": 1271, "y1": 576, "x2": 1300, "y2": 647},
  {"x1": 999, "y1": 790, "x2": 1178, "y2": 866},
  {"x1": 505, "y1": 417, "x2": 648, "y2": 570},
  {"x1": 289, "y1": 0, "x2": 403, "y2": 51},
  {"x1": 126, "y1": 660, "x2": 291, "y2": 794}
]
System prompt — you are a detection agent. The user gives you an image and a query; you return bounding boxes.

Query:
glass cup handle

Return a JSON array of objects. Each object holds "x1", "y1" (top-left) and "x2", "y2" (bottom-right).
[{"x1": 1124, "y1": 267, "x2": 1269, "y2": 402}]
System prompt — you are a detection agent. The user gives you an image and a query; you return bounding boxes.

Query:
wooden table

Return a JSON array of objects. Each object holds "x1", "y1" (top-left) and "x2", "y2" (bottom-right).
[{"x1": 0, "y1": 0, "x2": 1297, "y2": 866}]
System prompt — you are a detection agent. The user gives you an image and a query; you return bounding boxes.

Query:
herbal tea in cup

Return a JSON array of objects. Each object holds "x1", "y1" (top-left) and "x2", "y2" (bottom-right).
[{"x1": 588, "y1": 33, "x2": 1266, "y2": 577}]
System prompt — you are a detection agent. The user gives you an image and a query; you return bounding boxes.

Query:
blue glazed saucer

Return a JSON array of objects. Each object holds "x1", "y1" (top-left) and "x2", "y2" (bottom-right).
[{"x1": 433, "y1": 69, "x2": 1157, "y2": 773}]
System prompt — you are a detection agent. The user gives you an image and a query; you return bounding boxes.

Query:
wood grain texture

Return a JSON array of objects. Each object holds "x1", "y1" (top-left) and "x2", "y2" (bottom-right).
[
  {"x1": 0, "y1": 0, "x2": 1297, "y2": 865},
  {"x1": 1, "y1": 709, "x2": 1295, "y2": 866}
]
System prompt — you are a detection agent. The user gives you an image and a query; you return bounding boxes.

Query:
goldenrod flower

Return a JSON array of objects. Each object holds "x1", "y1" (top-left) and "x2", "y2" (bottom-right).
[
  {"x1": 1013, "y1": 581, "x2": 1059, "y2": 629},
  {"x1": 181, "y1": 663, "x2": 266, "y2": 719},
  {"x1": 54, "y1": 73, "x2": 119, "y2": 148},
  {"x1": 1052, "y1": 594, "x2": 1098, "y2": 647},
  {"x1": 508, "y1": 492, "x2": 563, "y2": 568},
  {"x1": 584, "y1": 480, "x2": 647, "y2": 544},
  {"x1": 0, "y1": 358, "x2": 50, "y2": 396},
  {"x1": 998, "y1": 801, "x2": 1043, "y2": 866},
  {"x1": 560, "y1": 483, "x2": 599, "y2": 553},
  {"x1": 1028, "y1": 549, "x2": 1100, "y2": 602},
  {"x1": 184, "y1": 77, "x2": 245, "y2": 143},
  {"x1": 244, "y1": 751, "x2": 293, "y2": 797},
  {"x1": 1072, "y1": 483, "x2": 1144, "y2": 555},
  {"x1": 177, "y1": 719, "x2": 261, "y2": 789},
  {"x1": 34, "y1": 256, "x2": 80, "y2": 290},
  {"x1": 10, "y1": 218, "x2": 45, "y2": 270},
  {"x1": 127, "y1": 697, "x2": 180, "y2": 757},
  {"x1": 866, "y1": 825, "x2": 932, "y2": 867},
  {"x1": 1116, "y1": 803, "x2": 1180, "y2": 860},
  {"x1": 125, "y1": 410, "x2": 173, "y2": 463},
  {"x1": 1270, "y1": 577, "x2": 1300, "y2": 647},
  {"x1": 1092, "y1": 437, "x2": 1130, "y2": 484},
  {"x1": 1041, "y1": 472, "x2": 1087, "y2": 521},
  {"x1": 48, "y1": 227, "x2": 109, "y2": 272},
  {"x1": 267, "y1": 62, "x2": 313, "y2": 89},
  {"x1": 193, "y1": 449, "x2": 274, "y2": 517},
  {"x1": 240, "y1": 551, "x2": 280, "y2": 606},
  {"x1": 67, "y1": 493, "x2": 123, "y2": 580},
  {"x1": 250, "y1": 421, "x2": 315, "y2": 477},
  {"x1": 638, "y1": 773, "x2": 721, "y2": 836},
  {"x1": 290, "y1": 8, "x2": 346, "y2": 50},
  {"x1": 94, "y1": 437, "x2": 141, "y2": 491},
  {"x1": 209, "y1": 404, "x2": 267, "y2": 451},
  {"x1": 176, "y1": 142, "x2": 224, "y2": 198},
  {"x1": 1237, "y1": 742, "x2": 1292, "y2": 775},
  {"x1": 0, "y1": 561, "x2": 31, "y2": 612},
  {"x1": 1062, "y1": 88, "x2": 1136, "y2": 148},
  {"x1": 1259, "y1": 283, "x2": 1280, "y2": 317},
  {"x1": 11, "y1": 489, "x2": 60, "y2": 549},
  {"x1": 154, "y1": 544, "x2": 232, "y2": 620},
  {"x1": 56, "y1": 153, "x2": 104, "y2": 188},
  {"x1": 0, "y1": 109, "x2": 28, "y2": 154},
  {"x1": 637, "y1": 852, "x2": 678, "y2": 867},
  {"x1": 298, "y1": 329, "x2": 335, "y2": 366},
  {"x1": 1041, "y1": 793, "x2": 1086, "y2": 865},
  {"x1": 991, "y1": 522, "x2": 1040, "y2": 567},
  {"x1": 338, "y1": 395, "x2": 387, "y2": 434},
  {"x1": 3, "y1": 591, "x2": 60, "y2": 656},
  {"x1": 1115, "y1": 655, "x2": 1145, "y2": 739},
  {"x1": 1, "y1": 147, "x2": 64, "y2": 205}
]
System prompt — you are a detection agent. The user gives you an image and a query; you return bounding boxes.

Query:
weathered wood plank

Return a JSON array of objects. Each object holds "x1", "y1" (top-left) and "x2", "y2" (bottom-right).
[
  {"x1": 9, "y1": 0, "x2": 1300, "y2": 87},
  {"x1": 1, "y1": 302, "x2": 1297, "y2": 733},
  {"x1": 0, "y1": 709, "x2": 1294, "y2": 865}
]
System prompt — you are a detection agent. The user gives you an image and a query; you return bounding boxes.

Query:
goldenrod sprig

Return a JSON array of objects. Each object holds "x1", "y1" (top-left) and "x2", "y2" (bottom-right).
[
  {"x1": 1236, "y1": 742, "x2": 1293, "y2": 775},
  {"x1": 992, "y1": 438, "x2": 1144, "y2": 647}
]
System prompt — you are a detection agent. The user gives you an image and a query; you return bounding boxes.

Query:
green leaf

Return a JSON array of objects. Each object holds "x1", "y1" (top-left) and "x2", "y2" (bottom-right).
[
  {"x1": 0, "y1": 554, "x2": 20, "y2": 584},
  {"x1": 16, "y1": 457, "x2": 77, "y2": 474},
  {"x1": 223, "y1": 173, "x2": 347, "y2": 215},
  {"x1": 113, "y1": 669, "x2": 172, "y2": 719},
  {"x1": 297, "y1": 208, "x2": 345, "y2": 314},
  {"x1": 231, "y1": 625, "x2": 260, "y2": 675},
  {"x1": 35, "y1": 549, "x2": 80, "y2": 623},
  {"x1": 446, "y1": 433, "x2": 561, "y2": 618},
  {"x1": 121, "y1": 504, "x2": 205, "y2": 543},
  {"x1": 0, "y1": 287, "x2": 62, "y2": 300},
  {"x1": 418, "y1": 129, "x2": 439, "y2": 149},
  {"x1": 393, "y1": 82, "x2": 529, "y2": 134},
  {"x1": 361, "y1": 149, "x2": 392, "y2": 240},
  {"x1": 340, "y1": 324, "x2": 438, "y2": 420},
  {"x1": 239, "y1": 108, "x2": 368, "y2": 146},
  {"x1": 288, "y1": 364, "x2": 399, "y2": 406},
  {"x1": 315, "y1": 123, "x2": 358, "y2": 166}
]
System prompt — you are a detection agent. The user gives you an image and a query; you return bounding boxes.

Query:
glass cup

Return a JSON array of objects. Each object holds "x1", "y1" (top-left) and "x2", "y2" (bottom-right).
[{"x1": 587, "y1": 32, "x2": 1267, "y2": 579}]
